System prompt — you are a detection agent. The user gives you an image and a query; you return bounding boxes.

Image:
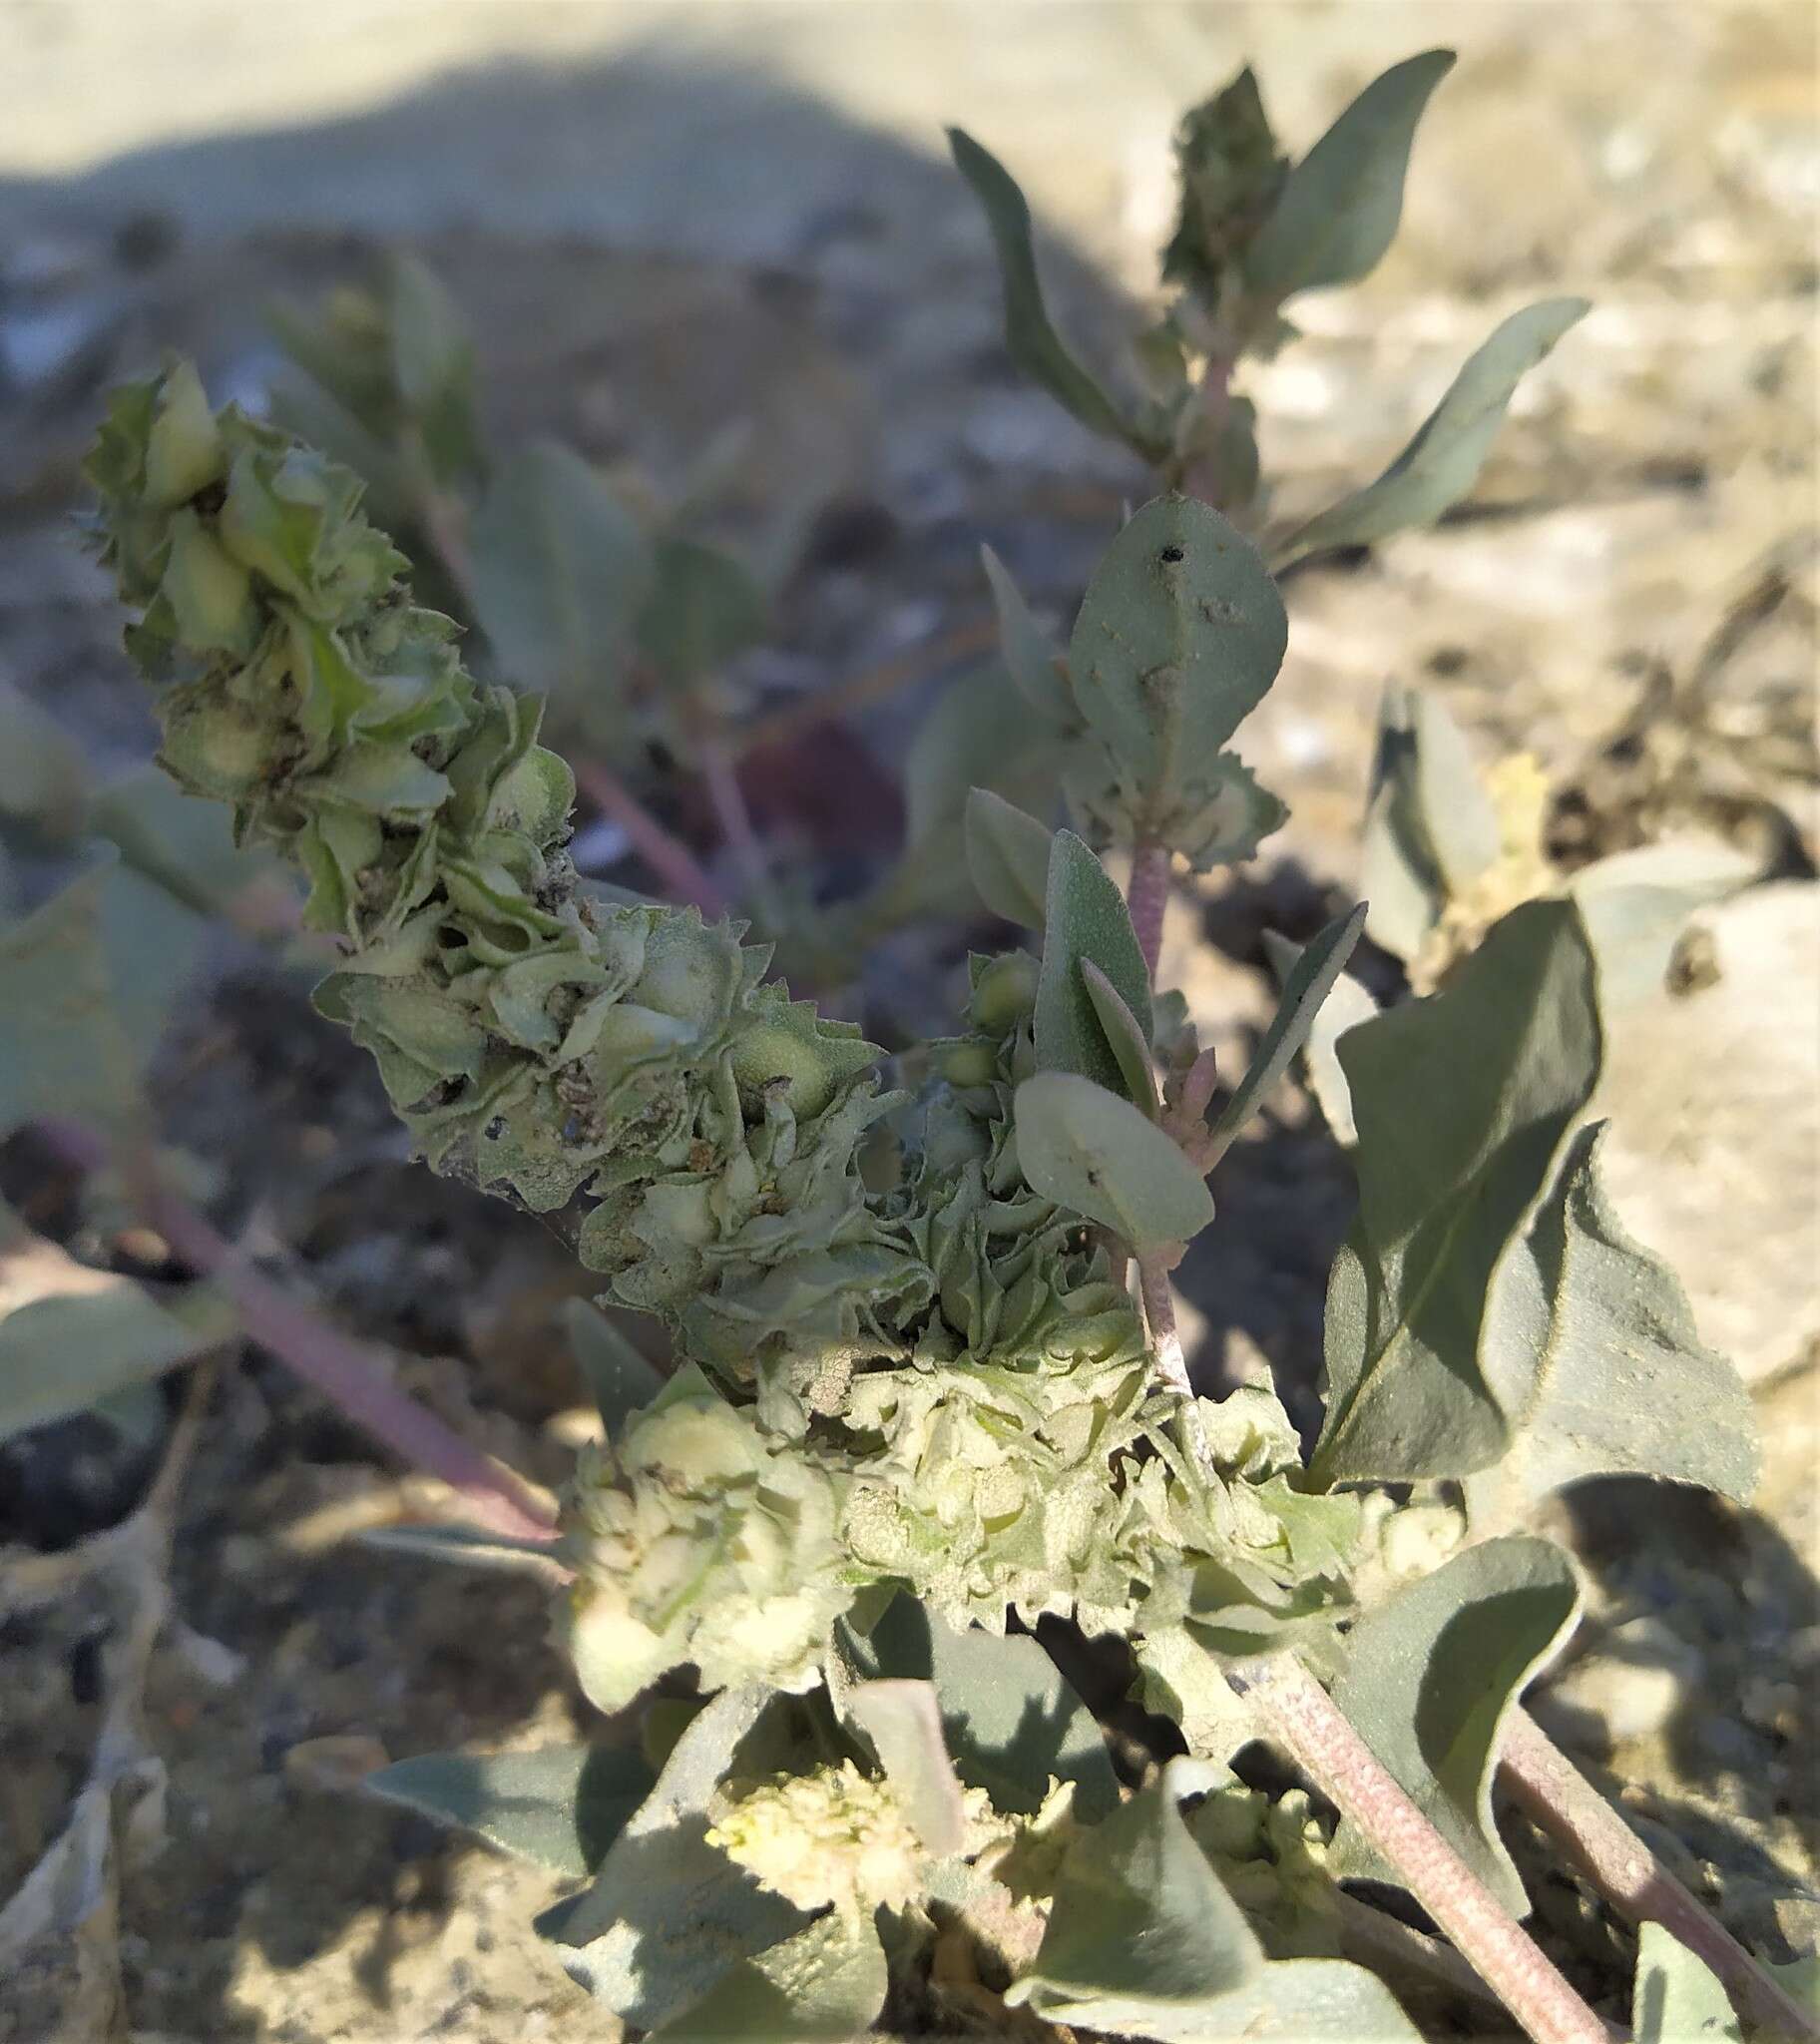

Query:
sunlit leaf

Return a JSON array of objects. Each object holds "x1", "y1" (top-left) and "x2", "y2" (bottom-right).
[
  {"x1": 1016, "y1": 1071, "x2": 1213, "y2": 1251},
  {"x1": 980, "y1": 544, "x2": 1076, "y2": 724},
  {"x1": 1035, "y1": 829, "x2": 1152, "y2": 1097},
  {"x1": 564, "y1": 1297, "x2": 664, "y2": 1435}
]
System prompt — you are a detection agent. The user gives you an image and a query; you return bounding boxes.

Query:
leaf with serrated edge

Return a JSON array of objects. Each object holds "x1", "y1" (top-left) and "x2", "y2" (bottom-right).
[
  {"x1": 1081, "y1": 958, "x2": 1159, "y2": 1117},
  {"x1": 646, "y1": 1911, "x2": 888, "y2": 2044},
  {"x1": 947, "y1": 129, "x2": 1147, "y2": 452},
  {"x1": 1067, "y1": 496, "x2": 1286, "y2": 816},
  {"x1": 1016, "y1": 1072, "x2": 1213, "y2": 1251},
  {"x1": 368, "y1": 1746, "x2": 652, "y2": 1880},
  {"x1": 1480, "y1": 1123, "x2": 1759, "y2": 1506},
  {"x1": 1313, "y1": 900, "x2": 1601, "y2": 1485},
  {"x1": 1632, "y1": 1923, "x2": 1743, "y2": 2044},
  {"x1": 1262, "y1": 930, "x2": 1377, "y2": 1149},
  {"x1": 1244, "y1": 51, "x2": 1456, "y2": 307},
  {"x1": 1208, "y1": 904, "x2": 1365, "y2": 1155},
  {"x1": 965, "y1": 786, "x2": 1053, "y2": 930},
  {"x1": 564, "y1": 1297, "x2": 664, "y2": 1435},
  {"x1": 1035, "y1": 829, "x2": 1153, "y2": 1097},
  {"x1": 1279, "y1": 298, "x2": 1589, "y2": 563},
  {"x1": 847, "y1": 1679, "x2": 967, "y2": 1858},
  {"x1": 981, "y1": 544, "x2": 1075, "y2": 724},
  {"x1": 1332, "y1": 1535, "x2": 1581, "y2": 1917}
]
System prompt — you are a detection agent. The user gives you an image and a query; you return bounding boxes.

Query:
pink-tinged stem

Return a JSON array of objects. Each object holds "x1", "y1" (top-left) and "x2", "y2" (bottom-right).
[
  {"x1": 1137, "y1": 1257, "x2": 1191, "y2": 1401},
  {"x1": 572, "y1": 757, "x2": 728, "y2": 918},
  {"x1": 1127, "y1": 840, "x2": 1170, "y2": 981},
  {"x1": 39, "y1": 1123, "x2": 558, "y2": 1545},
  {"x1": 699, "y1": 736, "x2": 773, "y2": 907},
  {"x1": 1233, "y1": 1657, "x2": 1607, "y2": 2044},
  {"x1": 1504, "y1": 1710, "x2": 1818, "y2": 2042}
]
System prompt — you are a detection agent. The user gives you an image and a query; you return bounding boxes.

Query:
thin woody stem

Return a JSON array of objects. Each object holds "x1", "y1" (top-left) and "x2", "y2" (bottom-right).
[
  {"x1": 1503, "y1": 1709, "x2": 1818, "y2": 2042},
  {"x1": 1232, "y1": 1655, "x2": 1607, "y2": 2044},
  {"x1": 1127, "y1": 839, "x2": 1170, "y2": 981},
  {"x1": 38, "y1": 1123, "x2": 559, "y2": 1545},
  {"x1": 572, "y1": 756, "x2": 729, "y2": 918}
]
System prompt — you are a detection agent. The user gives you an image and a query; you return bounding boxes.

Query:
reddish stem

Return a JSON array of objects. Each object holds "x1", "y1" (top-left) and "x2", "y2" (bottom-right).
[
  {"x1": 1503, "y1": 1710, "x2": 1818, "y2": 2042},
  {"x1": 1127, "y1": 841, "x2": 1169, "y2": 981},
  {"x1": 39, "y1": 1124, "x2": 558, "y2": 1545},
  {"x1": 573, "y1": 756, "x2": 728, "y2": 917}
]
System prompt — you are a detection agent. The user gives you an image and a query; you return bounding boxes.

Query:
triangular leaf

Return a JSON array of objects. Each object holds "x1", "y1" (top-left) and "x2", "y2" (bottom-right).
[
  {"x1": 980, "y1": 544, "x2": 1075, "y2": 724},
  {"x1": 1313, "y1": 900, "x2": 1602, "y2": 1484},
  {"x1": 563, "y1": 1297, "x2": 664, "y2": 1435},
  {"x1": 1068, "y1": 496, "x2": 1286, "y2": 817},
  {"x1": 846, "y1": 1679, "x2": 967, "y2": 1858},
  {"x1": 1034, "y1": 829, "x2": 1153, "y2": 1098},
  {"x1": 1280, "y1": 298, "x2": 1590, "y2": 563},
  {"x1": 1206, "y1": 904, "x2": 1366, "y2": 1157},
  {"x1": 1332, "y1": 1534, "x2": 1582, "y2": 1917},
  {"x1": 1081, "y1": 958, "x2": 1160, "y2": 1117},
  {"x1": 646, "y1": 1911, "x2": 887, "y2": 2044},
  {"x1": 947, "y1": 129, "x2": 1148, "y2": 453},
  {"x1": 1016, "y1": 1071, "x2": 1214, "y2": 1252},
  {"x1": 965, "y1": 786, "x2": 1054, "y2": 931},
  {"x1": 1243, "y1": 51, "x2": 1456, "y2": 306},
  {"x1": 1570, "y1": 836, "x2": 1755, "y2": 1009},
  {"x1": 1632, "y1": 1920, "x2": 1743, "y2": 2043},
  {"x1": 367, "y1": 1745, "x2": 653, "y2": 1879}
]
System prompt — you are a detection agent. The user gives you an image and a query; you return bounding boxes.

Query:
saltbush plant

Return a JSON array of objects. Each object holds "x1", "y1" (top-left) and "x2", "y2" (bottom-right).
[{"x1": 5, "y1": 44, "x2": 1812, "y2": 2044}]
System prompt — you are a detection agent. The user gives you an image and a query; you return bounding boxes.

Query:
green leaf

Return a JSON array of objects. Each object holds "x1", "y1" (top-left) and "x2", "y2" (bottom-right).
[
  {"x1": 1243, "y1": 51, "x2": 1456, "y2": 307},
  {"x1": 1480, "y1": 1123, "x2": 1759, "y2": 1506},
  {"x1": 386, "y1": 254, "x2": 471, "y2": 417},
  {"x1": 0, "y1": 1205, "x2": 216, "y2": 1444},
  {"x1": 358, "y1": 1522, "x2": 563, "y2": 1575},
  {"x1": 1570, "y1": 836, "x2": 1755, "y2": 1008},
  {"x1": 563, "y1": 1297, "x2": 664, "y2": 1435},
  {"x1": 980, "y1": 544, "x2": 1076, "y2": 724},
  {"x1": 846, "y1": 1678, "x2": 967, "y2": 1858},
  {"x1": 1332, "y1": 1535, "x2": 1581, "y2": 1917},
  {"x1": 1207, "y1": 904, "x2": 1366, "y2": 1155},
  {"x1": 1632, "y1": 1923, "x2": 1743, "y2": 2044},
  {"x1": 1313, "y1": 900, "x2": 1602, "y2": 1484},
  {"x1": 468, "y1": 440, "x2": 653, "y2": 707},
  {"x1": 1279, "y1": 298, "x2": 1590, "y2": 563},
  {"x1": 1080, "y1": 959, "x2": 1159, "y2": 1118},
  {"x1": 0, "y1": 681, "x2": 89, "y2": 843},
  {"x1": 367, "y1": 1745, "x2": 653, "y2": 1880},
  {"x1": 1262, "y1": 930, "x2": 1377, "y2": 1149},
  {"x1": 835, "y1": 1594, "x2": 1119, "y2": 1821},
  {"x1": 1006, "y1": 1769, "x2": 1262, "y2": 2033},
  {"x1": 947, "y1": 128, "x2": 1148, "y2": 453},
  {"x1": 1015, "y1": 1071, "x2": 1214, "y2": 1251},
  {"x1": 965, "y1": 786, "x2": 1054, "y2": 930},
  {"x1": 1067, "y1": 496, "x2": 1286, "y2": 819},
  {"x1": 646, "y1": 1911, "x2": 887, "y2": 2044},
  {"x1": 91, "y1": 766, "x2": 291, "y2": 921},
  {"x1": 1034, "y1": 829, "x2": 1153, "y2": 1098},
  {"x1": 636, "y1": 536, "x2": 768, "y2": 689}
]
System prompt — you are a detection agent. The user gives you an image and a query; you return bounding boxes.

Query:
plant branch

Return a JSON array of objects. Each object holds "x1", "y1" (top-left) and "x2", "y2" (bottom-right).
[
  {"x1": 37, "y1": 1123, "x2": 559, "y2": 1545},
  {"x1": 1503, "y1": 1709, "x2": 1818, "y2": 2042},
  {"x1": 699, "y1": 733, "x2": 775, "y2": 911},
  {"x1": 734, "y1": 616, "x2": 998, "y2": 758},
  {"x1": 1231, "y1": 1655, "x2": 1607, "y2": 2044},
  {"x1": 572, "y1": 755, "x2": 729, "y2": 917},
  {"x1": 1126, "y1": 840, "x2": 1170, "y2": 981},
  {"x1": 1137, "y1": 1255, "x2": 1191, "y2": 1401}
]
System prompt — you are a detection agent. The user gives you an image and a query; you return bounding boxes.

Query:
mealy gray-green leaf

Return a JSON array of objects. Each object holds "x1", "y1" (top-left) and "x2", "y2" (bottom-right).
[
  {"x1": 1242, "y1": 50, "x2": 1456, "y2": 308},
  {"x1": 846, "y1": 1678, "x2": 967, "y2": 1857},
  {"x1": 0, "y1": 1205, "x2": 219, "y2": 1444},
  {"x1": 467, "y1": 438, "x2": 652, "y2": 708},
  {"x1": 965, "y1": 785, "x2": 1054, "y2": 930},
  {"x1": 387, "y1": 253, "x2": 472, "y2": 420},
  {"x1": 645, "y1": 1911, "x2": 887, "y2": 2044},
  {"x1": 1016, "y1": 1071, "x2": 1214, "y2": 1251},
  {"x1": 1359, "y1": 685, "x2": 1500, "y2": 959},
  {"x1": 1279, "y1": 298, "x2": 1590, "y2": 564},
  {"x1": 1207, "y1": 903, "x2": 1366, "y2": 1156},
  {"x1": 1261, "y1": 929, "x2": 1377, "y2": 1149},
  {"x1": 0, "y1": 679, "x2": 88, "y2": 844},
  {"x1": 981, "y1": 543, "x2": 1076, "y2": 724},
  {"x1": 835, "y1": 1594, "x2": 1119, "y2": 1820},
  {"x1": 1332, "y1": 1534, "x2": 1581, "y2": 1917},
  {"x1": 1479, "y1": 1122, "x2": 1759, "y2": 1506},
  {"x1": 1006, "y1": 1767, "x2": 1422, "y2": 2040},
  {"x1": 1034, "y1": 828, "x2": 1153, "y2": 1097},
  {"x1": 359, "y1": 1521, "x2": 568, "y2": 1575},
  {"x1": 1067, "y1": 496, "x2": 1286, "y2": 825},
  {"x1": 1570, "y1": 835, "x2": 1756, "y2": 1009},
  {"x1": 1081, "y1": 958, "x2": 1160, "y2": 1117},
  {"x1": 1313, "y1": 899, "x2": 1602, "y2": 1484},
  {"x1": 636, "y1": 535, "x2": 768, "y2": 690},
  {"x1": 1631, "y1": 1919, "x2": 1743, "y2": 2043},
  {"x1": 366, "y1": 1745, "x2": 653, "y2": 1880},
  {"x1": 564, "y1": 1297, "x2": 665, "y2": 1435},
  {"x1": 947, "y1": 127, "x2": 1149, "y2": 453}
]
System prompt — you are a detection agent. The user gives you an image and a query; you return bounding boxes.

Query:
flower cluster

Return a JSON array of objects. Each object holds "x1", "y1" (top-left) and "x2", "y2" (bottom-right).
[{"x1": 706, "y1": 1762, "x2": 927, "y2": 1917}]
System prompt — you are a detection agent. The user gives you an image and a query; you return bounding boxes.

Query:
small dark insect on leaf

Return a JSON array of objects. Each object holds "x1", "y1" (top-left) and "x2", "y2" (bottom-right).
[{"x1": 1159, "y1": 545, "x2": 1184, "y2": 563}]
